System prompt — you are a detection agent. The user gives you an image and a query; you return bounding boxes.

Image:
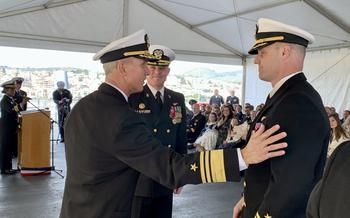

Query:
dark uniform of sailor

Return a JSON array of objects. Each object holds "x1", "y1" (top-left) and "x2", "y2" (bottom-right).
[
  {"x1": 60, "y1": 30, "x2": 242, "y2": 218},
  {"x1": 0, "y1": 81, "x2": 21, "y2": 174},
  {"x1": 53, "y1": 84, "x2": 72, "y2": 142},
  {"x1": 129, "y1": 44, "x2": 188, "y2": 218},
  {"x1": 186, "y1": 112, "x2": 206, "y2": 143},
  {"x1": 240, "y1": 18, "x2": 330, "y2": 218},
  {"x1": 129, "y1": 84, "x2": 187, "y2": 217},
  {"x1": 12, "y1": 77, "x2": 28, "y2": 111}
]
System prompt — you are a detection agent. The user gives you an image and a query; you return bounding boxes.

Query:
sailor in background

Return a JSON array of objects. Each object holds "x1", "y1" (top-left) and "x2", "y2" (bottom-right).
[
  {"x1": 0, "y1": 80, "x2": 23, "y2": 174},
  {"x1": 129, "y1": 45, "x2": 186, "y2": 218},
  {"x1": 53, "y1": 81, "x2": 72, "y2": 142},
  {"x1": 12, "y1": 77, "x2": 28, "y2": 111}
]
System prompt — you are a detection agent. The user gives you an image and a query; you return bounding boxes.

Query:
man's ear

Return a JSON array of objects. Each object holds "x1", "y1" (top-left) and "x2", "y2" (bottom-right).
[
  {"x1": 117, "y1": 60, "x2": 127, "y2": 77},
  {"x1": 281, "y1": 45, "x2": 292, "y2": 59}
]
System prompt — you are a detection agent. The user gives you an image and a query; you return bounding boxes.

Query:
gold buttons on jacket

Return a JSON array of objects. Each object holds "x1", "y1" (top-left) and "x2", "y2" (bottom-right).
[
  {"x1": 166, "y1": 129, "x2": 170, "y2": 133},
  {"x1": 153, "y1": 129, "x2": 157, "y2": 133},
  {"x1": 168, "y1": 144, "x2": 172, "y2": 148}
]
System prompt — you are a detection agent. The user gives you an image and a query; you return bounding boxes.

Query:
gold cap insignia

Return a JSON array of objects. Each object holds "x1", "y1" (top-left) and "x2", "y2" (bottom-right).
[
  {"x1": 139, "y1": 103, "x2": 145, "y2": 109},
  {"x1": 153, "y1": 49, "x2": 164, "y2": 60}
]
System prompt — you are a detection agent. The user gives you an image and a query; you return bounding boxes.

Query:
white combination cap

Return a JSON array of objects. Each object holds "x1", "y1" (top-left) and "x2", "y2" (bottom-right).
[
  {"x1": 1, "y1": 80, "x2": 16, "y2": 88},
  {"x1": 93, "y1": 30, "x2": 155, "y2": 63},
  {"x1": 148, "y1": 45, "x2": 176, "y2": 66},
  {"x1": 249, "y1": 18, "x2": 315, "y2": 54}
]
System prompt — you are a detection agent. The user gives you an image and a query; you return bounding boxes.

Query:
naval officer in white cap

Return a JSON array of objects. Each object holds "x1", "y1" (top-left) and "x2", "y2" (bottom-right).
[
  {"x1": 59, "y1": 30, "x2": 288, "y2": 218},
  {"x1": 129, "y1": 45, "x2": 187, "y2": 218},
  {"x1": 233, "y1": 18, "x2": 330, "y2": 218}
]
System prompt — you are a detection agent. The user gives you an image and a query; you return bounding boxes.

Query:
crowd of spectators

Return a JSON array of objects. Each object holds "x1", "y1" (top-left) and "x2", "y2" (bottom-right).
[
  {"x1": 186, "y1": 90, "x2": 265, "y2": 151},
  {"x1": 186, "y1": 90, "x2": 350, "y2": 156}
]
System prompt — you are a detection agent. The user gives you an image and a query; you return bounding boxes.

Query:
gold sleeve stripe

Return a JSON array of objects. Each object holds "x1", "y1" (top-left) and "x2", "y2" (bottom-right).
[
  {"x1": 210, "y1": 150, "x2": 227, "y2": 182},
  {"x1": 255, "y1": 36, "x2": 284, "y2": 44},
  {"x1": 200, "y1": 152, "x2": 207, "y2": 183},
  {"x1": 254, "y1": 212, "x2": 261, "y2": 218},
  {"x1": 205, "y1": 151, "x2": 212, "y2": 183}
]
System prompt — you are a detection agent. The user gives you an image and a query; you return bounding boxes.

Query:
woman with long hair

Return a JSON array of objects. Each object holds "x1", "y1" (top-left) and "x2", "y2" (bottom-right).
[
  {"x1": 215, "y1": 104, "x2": 234, "y2": 147},
  {"x1": 328, "y1": 113, "x2": 349, "y2": 157}
]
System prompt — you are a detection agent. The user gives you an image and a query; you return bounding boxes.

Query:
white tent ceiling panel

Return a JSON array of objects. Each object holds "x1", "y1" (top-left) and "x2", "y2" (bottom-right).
[
  {"x1": 0, "y1": 0, "x2": 124, "y2": 51},
  {"x1": 147, "y1": 0, "x2": 234, "y2": 25},
  {"x1": 233, "y1": 0, "x2": 295, "y2": 13},
  {"x1": 241, "y1": 1, "x2": 350, "y2": 48},
  {"x1": 316, "y1": 0, "x2": 350, "y2": 27},
  {"x1": 0, "y1": 35, "x2": 102, "y2": 53},
  {"x1": 0, "y1": 0, "x2": 51, "y2": 12},
  {"x1": 176, "y1": 53, "x2": 242, "y2": 66},
  {"x1": 129, "y1": 0, "x2": 234, "y2": 55},
  {"x1": 198, "y1": 17, "x2": 245, "y2": 54}
]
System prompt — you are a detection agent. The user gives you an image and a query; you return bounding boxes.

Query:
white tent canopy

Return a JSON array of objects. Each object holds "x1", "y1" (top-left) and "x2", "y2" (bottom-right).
[{"x1": 0, "y1": 0, "x2": 349, "y2": 111}]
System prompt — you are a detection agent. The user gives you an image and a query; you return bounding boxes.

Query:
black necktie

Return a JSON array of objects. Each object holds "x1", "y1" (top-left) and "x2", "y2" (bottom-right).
[{"x1": 155, "y1": 91, "x2": 162, "y2": 110}]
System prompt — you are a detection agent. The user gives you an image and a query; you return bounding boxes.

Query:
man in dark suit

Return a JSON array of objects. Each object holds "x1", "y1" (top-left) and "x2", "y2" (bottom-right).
[
  {"x1": 209, "y1": 89, "x2": 224, "y2": 106},
  {"x1": 0, "y1": 80, "x2": 22, "y2": 174},
  {"x1": 226, "y1": 89, "x2": 239, "y2": 107},
  {"x1": 52, "y1": 81, "x2": 72, "y2": 142},
  {"x1": 12, "y1": 77, "x2": 28, "y2": 111},
  {"x1": 59, "y1": 30, "x2": 288, "y2": 218},
  {"x1": 233, "y1": 18, "x2": 330, "y2": 218},
  {"x1": 307, "y1": 140, "x2": 350, "y2": 218},
  {"x1": 129, "y1": 45, "x2": 187, "y2": 218}
]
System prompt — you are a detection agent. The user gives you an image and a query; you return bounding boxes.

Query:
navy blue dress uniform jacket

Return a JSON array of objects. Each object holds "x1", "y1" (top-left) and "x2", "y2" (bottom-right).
[
  {"x1": 187, "y1": 113, "x2": 206, "y2": 143},
  {"x1": 129, "y1": 84, "x2": 187, "y2": 197},
  {"x1": 241, "y1": 73, "x2": 329, "y2": 218},
  {"x1": 0, "y1": 95, "x2": 20, "y2": 171},
  {"x1": 13, "y1": 90, "x2": 28, "y2": 111},
  {"x1": 60, "y1": 83, "x2": 241, "y2": 218},
  {"x1": 307, "y1": 141, "x2": 350, "y2": 218}
]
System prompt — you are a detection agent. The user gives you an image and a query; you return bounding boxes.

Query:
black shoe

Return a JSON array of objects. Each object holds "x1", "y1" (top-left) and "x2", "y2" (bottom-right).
[
  {"x1": 60, "y1": 139, "x2": 65, "y2": 142},
  {"x1": 1, "y1": 169, "x2": 18, "y2": 175}
]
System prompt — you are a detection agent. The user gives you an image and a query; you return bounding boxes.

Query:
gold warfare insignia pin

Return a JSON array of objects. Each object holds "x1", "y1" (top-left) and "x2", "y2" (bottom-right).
[
  {"x1": 190, "y1": 163, "x2": 198, "y2": 172},
  {"x1": 139, "y1": 103, "x2": 145, "y2": 109}
]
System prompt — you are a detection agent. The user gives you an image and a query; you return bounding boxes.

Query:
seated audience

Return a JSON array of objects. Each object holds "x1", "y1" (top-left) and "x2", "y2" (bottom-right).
[
  {"x1": 203, "y1": 104, "x2": 212, "y2": 121},
  {"x1": 342, "y1": 115, "x2": 350, "y2": 133},
  {"x1": 234, "y1": 104, "x2": 245, "y2": 123},
  {"x1": 215, "y1": 105, "x2": 233, "y2": 146},
  {"x1": 211, "y1": 104, "x2": 221, "y2": 119},
  {"x1": 243, "y1": 104, "x2": 254, "y2": 124},
  {"x1": 186, "y1": 103, "x2": 206, "y2": 148},
  {"x1": 193, "y1": 112, "x2": 218, "y2": 151},
  {"x1": 328, "y1": 113, "x2": 349, "y2": 157},
  {"x1": 324, "y1": 106, "x2": 332, "y2": 116},
  {"x1": 340, "y1": 109, "x2": 350, "y2": 124},
  {"x1": 219, "y1": 118, "x2": 249, "y2": 149}
]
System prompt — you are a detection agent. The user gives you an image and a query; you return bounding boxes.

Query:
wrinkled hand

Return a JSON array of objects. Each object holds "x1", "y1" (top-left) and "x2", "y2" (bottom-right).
[
  {"x1": 232, "y1": 197, "x2": 245, "y2": 218},
  {"x1": 173, "y1": 187, "x2": 183, "y2": 194},
  {"x1": 241, "y1": 124, "x2": 287, "y2": 165}
]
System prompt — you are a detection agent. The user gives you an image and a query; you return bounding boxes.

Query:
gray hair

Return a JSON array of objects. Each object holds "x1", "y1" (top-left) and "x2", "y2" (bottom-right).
[{"x1": 103, "y1": 61, "x2": 117, "y2": 75}]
